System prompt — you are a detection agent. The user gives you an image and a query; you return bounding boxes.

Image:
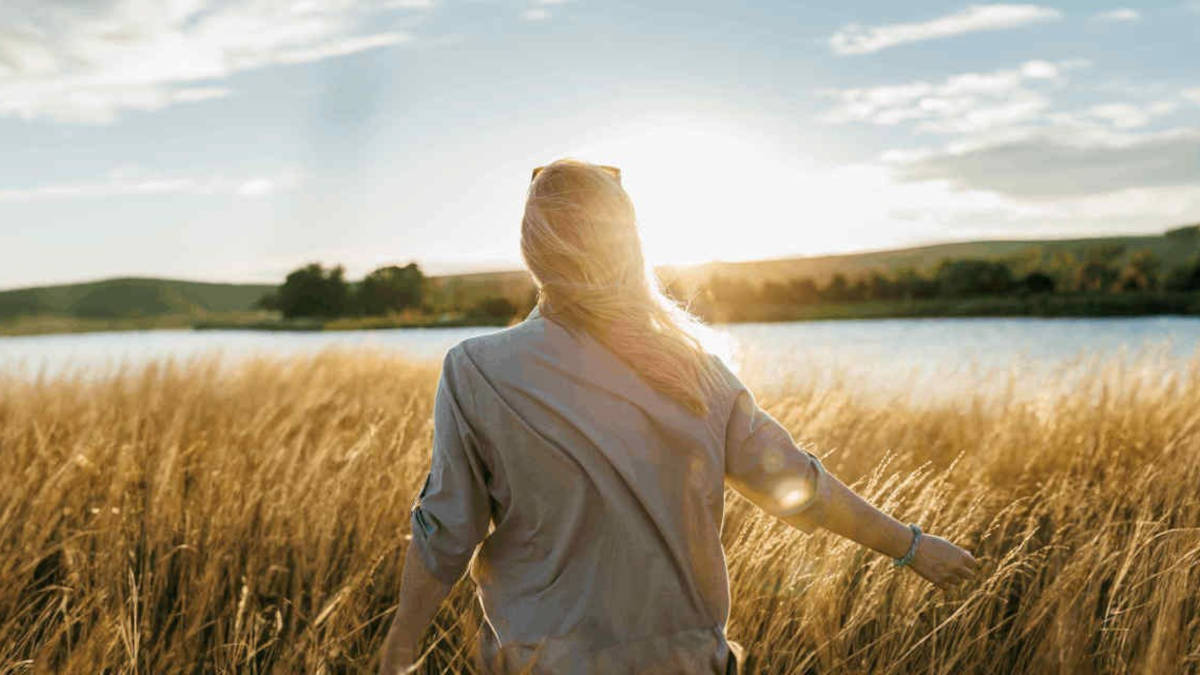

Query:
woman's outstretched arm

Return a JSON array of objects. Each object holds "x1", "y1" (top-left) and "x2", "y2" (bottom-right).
[
  {"x1": 782, "y1": 470, "x2": 979, "y2": 590},
  {"x1": 377, "y1": 544, "x2": 455, "y2": 675},
  {"x1": 716, "y1": 364, "x2": 979, "y2": 590}
]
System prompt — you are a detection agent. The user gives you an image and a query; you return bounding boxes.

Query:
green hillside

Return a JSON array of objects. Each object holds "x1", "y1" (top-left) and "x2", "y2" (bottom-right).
[
  {"x1": 0, "y1": 278, "x2": 276, "y2": 321},
  {"x1": 413, "y1": 225, "x2": 1200, "y2": 304},
  {"x1": 660, "y1": 224, "x2": 1200, "y2": 288}
]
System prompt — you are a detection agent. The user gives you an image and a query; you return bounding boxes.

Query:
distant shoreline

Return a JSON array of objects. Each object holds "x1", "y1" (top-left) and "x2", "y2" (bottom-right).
[{"x1": 3, "y1": 292, "x2": 1199, "y2": 337}]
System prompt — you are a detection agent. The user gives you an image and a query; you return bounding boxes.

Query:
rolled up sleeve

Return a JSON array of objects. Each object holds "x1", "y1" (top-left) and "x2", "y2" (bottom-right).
[
  {"x1": 409, "y1": 346, "x2": 493, "y2": 585},
  {"x1": 722, "y1": 382, "x2": 830, "y2": 534}
]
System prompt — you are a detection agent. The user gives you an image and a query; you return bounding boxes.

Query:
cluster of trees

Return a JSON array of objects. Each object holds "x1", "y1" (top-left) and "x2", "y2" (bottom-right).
[
  {"x1": 257, "y1": 237, "x2": 1200, "y2": 325},
  {"x1": 675, "y1": 245, "x2": 1200, "y2": 317},
  {"x1": 256, "y1": 262, "x2": 519, "y2": 323}
]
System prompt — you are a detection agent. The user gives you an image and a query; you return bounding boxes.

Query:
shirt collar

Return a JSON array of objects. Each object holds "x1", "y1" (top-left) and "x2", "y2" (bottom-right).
[{"x1": 525, "y1": 304, "x2": 541, "y2": 320}]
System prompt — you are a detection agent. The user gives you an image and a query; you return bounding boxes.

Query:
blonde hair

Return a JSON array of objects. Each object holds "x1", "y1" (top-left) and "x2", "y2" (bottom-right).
[{"x1": 520, "y1": 158, "x2": 724, "y2": 417}]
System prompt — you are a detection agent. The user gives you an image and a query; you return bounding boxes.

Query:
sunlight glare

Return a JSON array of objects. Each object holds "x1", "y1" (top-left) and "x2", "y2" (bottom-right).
[
  {"x1": 562, "y1": 114, "x2": 888, "y2": 269},
  {"x1": 773, "y1": 476, "x2": 813, "y2": 512}
]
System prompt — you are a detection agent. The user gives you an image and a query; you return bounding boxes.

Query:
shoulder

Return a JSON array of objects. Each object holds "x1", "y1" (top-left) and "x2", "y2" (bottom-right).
[
  {"x1": 702, "y1": 351, "x2": 750, "y2": 421},
  {"x1": 446, "y1": 317, "x2": 546, "y2": 374},
  {"x1": 701, "y1": 350, "x2": 743, "y2": 395}
]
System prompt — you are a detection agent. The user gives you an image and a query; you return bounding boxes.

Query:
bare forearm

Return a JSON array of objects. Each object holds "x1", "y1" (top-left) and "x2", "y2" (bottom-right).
[
  {"x1": 378, "y1": 544, "x2": 455, "y2": 674},
  {"x1": 784, "y1": 468, "x2": 983, "y2": 590},
  {"x1": 783, "y1": 470, "x2": 912, "y2": 559}
]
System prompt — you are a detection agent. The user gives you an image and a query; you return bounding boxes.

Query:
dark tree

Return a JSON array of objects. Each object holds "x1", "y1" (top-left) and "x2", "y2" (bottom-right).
[
  {"x1": 468, "y1": 296, "x2": 518, "y2": 323},
  {"x1": 866, "y1": 272, "x2": 897, "y2": 300},
  {"x1": 1074, "y1": 260, "x2": 1119, "y2": 293},
  {"x1": 1021, "y1": 271, "x2": 1056, "y2": 295},
  {"x1": 1117, "y1": 250, "x2": 1161, "y2": 292},
  {"x1": 892, "y1": 268, "x2": 938, "y2": 300},
  {"x1": 254, "y1": 292, "x2": 279, "y2": 311},
  {"x1": 356, "y1": 263, "x2": 425, "y2": 316},
  {"x1": 821, "y1": 273, "x2": 851, "y2": 302},
  {"x1": 788, "y1": 278, "x2": 820, "y2": 304},
  {"x1": 276, "y1": 263, "x2": 350, "y2": 318},
  {"x1": 935, "y1": 259, "x2": 1015, "y2": 297},
  {"x1": 1166, "y1": 255, "x2": 1200, "y2": 292},
  {"x1": 849, "y1": 278, "x2": 869, "y2": 302}
]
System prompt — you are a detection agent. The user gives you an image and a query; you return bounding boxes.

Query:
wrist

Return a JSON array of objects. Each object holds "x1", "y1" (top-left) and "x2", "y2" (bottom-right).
[{"x1": 892, "y1": 523, "x2": 922, "y2": 568}]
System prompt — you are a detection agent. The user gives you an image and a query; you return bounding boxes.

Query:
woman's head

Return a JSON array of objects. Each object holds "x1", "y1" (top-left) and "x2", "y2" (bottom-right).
[{"x1": 520, "y1": 158, "x2": 724, "y2": 417}]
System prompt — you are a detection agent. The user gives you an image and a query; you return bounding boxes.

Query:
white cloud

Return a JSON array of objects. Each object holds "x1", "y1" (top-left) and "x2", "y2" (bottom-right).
[
  {"x1": 171, "y1": 87, "x2": 233, "y2": 103},
  {"x1": 0, "y1": 0, "x2": 426, "y2": 124},
  {"x1": 0, "y1": 170, "x2": 298, "y2": 203},
  {"x1": 1042, "y1": 99, "x2": 1179, "y2": 132},
  {"x1": 236, "y1": 178, "x2": 280, "y2": 197},
  {"x1": 829, "y1": 4, "x2": 1062, "y2": 55},
  {"x1": 1184, "y1": 88, "x2": 1200, "y2": 105},
  {"x1": 822, "y1": 54, "x2": 1200, "y2": 203},
  {"x1": 1081, "y1": 103, "x2": 1156, "y2": 129},
  {"x1": 1086, "y1": 104, "x2": 1150, "y2": 129},
  {"x1": 890, "y1": 127, "x2": 1200, "y2": 198},
  {"x1": 521, "y1": 0, "x2": 569, "y2": 22},
  {"x1": 1020, "y1": 60, "x2": 1060, "y2": 79},
  {"x1": 821, "y1": 59, "x2": 1083, "y2": 134},
  {"x1": 1091, "y1": 8, "x2": 1141, "y2": 22},
  {"x1": 271, "y1": 32, "x2": 410, "y2": 65}
]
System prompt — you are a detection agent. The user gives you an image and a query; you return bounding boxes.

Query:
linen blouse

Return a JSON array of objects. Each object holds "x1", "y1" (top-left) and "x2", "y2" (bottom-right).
[{"x1": 409, "y1": 305, "x2": 830, "y2": 674}]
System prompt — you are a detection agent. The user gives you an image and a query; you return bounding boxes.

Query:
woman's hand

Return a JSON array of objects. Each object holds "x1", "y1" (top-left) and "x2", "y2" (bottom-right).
[{"x1": 908, "y1": 533, "x2": 980, "y2": 590}]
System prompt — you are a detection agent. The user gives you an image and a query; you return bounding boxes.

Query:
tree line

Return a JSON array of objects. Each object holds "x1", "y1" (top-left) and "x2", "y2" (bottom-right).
[
  {"x1": 669, "y1": 243, "x2": 1200, "y2": 322},
  {"x1": 256, "y1": 262, "x2": 521, "y2": 323},
  {"x1": 259, "y1": 237, "x2": 1200, "y2": 325}
]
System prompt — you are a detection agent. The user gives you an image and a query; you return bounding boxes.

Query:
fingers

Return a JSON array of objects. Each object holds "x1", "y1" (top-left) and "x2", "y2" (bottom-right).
[
  {"x1": 951, "y1": 564, "x2": 974, "y2": 584},
  {"x1": 930, "y1": 551, "x2": 981, "y2": 591},
  {"x1": 909, "y1": 535, "x2": 983, "y2": 591},
  {"x1": 935, "y1": 571, "x2": 967, "y2": 591},
  {"x1": 946, "y1": 555, "x2": 976, "y2": 583}
]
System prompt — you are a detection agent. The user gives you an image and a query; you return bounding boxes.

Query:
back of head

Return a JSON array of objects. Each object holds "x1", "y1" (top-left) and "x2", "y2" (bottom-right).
[{"x1": 520, "y1": 158, "x2": 724, "y2": 417}]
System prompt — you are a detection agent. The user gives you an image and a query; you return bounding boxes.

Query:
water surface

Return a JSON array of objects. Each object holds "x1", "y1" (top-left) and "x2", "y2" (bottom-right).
[{"x1": 3, "y1": 317, "x2": 1198, "y2": 400}]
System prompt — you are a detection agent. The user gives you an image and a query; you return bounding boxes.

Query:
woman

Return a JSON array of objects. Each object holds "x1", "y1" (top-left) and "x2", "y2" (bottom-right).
[{"x1": 378, "y1": 159, "x2": 979, "y2": 674}]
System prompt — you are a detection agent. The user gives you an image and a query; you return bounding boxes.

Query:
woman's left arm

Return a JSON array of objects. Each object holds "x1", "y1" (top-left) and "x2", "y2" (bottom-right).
[
  {"x1": 379, "y1": 346, "x2": 493, "y2": 672},
  {"x1": 377, "y1": 543, "x2": 455, "y2": 674}
]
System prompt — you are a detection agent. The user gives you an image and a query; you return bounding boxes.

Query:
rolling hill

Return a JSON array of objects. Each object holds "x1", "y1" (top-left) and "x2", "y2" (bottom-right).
[
  {"x1": 658, "y1": 223, "x2": 1200, "y2": 288},
  {"x1": 0, "y1": 278, "x2": 276, "y2": 321},
  {"x1": 2, "y1": 224, "x2": 1197, "y2": 325}
]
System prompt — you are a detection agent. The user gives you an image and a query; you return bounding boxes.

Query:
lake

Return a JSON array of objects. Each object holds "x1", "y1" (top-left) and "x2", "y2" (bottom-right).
[{"x1": 3, "y1": 316, "x2": 1199, "y2": 401}]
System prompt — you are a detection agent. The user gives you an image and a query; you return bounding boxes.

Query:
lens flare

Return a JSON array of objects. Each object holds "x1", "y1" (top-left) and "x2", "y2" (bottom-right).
[{"x1": 774, "y1": 477, "x2": 813, "y2": 512}]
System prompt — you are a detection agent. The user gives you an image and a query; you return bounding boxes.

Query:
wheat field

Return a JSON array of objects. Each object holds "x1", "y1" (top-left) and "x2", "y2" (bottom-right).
[{"x1": 2, "y1": 347, "x2": 1198, "y2": 673}]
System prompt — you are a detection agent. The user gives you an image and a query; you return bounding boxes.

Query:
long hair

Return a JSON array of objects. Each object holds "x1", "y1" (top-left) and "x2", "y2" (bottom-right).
[{"x1": 520, "y1": 158, "x2": 725, "y2": 417}]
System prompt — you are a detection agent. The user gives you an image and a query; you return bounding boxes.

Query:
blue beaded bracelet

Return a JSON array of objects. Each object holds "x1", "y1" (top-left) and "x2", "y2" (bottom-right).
[{"x1": 893, "y1": 523, "x2": 922, "y2": 568}]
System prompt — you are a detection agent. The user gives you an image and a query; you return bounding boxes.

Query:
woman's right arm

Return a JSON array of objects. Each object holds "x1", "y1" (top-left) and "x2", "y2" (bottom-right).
[
  {"x1": 717, "y1": 363, "x2": 979, "y2": 590},
  {"x1": 781, "y1": 470, "x2": 979, "y2": 590}
]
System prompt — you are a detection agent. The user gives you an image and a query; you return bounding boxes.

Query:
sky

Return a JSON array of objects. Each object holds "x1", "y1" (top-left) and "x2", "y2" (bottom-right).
[{"x1": 1, "y1": 0, "x2": 1198, "y2": 289}]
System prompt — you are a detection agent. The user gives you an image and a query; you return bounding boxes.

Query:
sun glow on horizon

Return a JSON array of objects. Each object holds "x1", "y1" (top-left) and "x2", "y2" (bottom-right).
[{"x1": 560, "y1": 113, "x2": 922, "y2": 270}]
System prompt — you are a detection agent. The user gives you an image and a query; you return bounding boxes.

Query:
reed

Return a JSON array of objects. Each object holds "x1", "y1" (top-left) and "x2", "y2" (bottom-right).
[{"x1": 1, "y1": 348, "x2": 1197, "y2": 673}]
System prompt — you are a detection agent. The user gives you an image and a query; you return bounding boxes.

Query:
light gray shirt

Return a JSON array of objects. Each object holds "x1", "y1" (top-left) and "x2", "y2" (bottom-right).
[{"x1": 410, "y1": 305, "x2": 830, "y2": 673}]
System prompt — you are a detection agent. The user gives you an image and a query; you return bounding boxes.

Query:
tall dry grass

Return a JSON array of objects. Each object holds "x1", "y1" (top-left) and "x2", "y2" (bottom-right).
[{"x1": 1, "y1": 348, "x2": 1198, "y2": 673}]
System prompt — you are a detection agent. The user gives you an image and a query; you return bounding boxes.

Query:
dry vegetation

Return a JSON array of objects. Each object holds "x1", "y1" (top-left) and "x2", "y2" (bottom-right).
[{"x1": 1, "y1": 348, "x2": 1198, "y2": 673}]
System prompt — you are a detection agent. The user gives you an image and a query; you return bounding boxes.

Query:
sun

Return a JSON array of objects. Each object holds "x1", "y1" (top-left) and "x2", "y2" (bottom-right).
[{"x1": 561, "y1": 113, "x2": 869, "y2": 270}]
